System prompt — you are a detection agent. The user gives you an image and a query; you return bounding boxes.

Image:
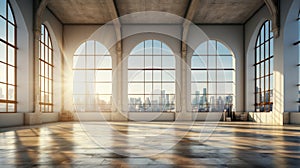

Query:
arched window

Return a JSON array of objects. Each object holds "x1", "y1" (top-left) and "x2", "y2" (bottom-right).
[
  {"x1": 191, "y1": 40, "x2": 234, "y2": 112},
  {"x1": 39, "y1": 25, "x2": 53, "y2": 113},
  {"x1": 128, "y1": 40, "x2": 175, "y2": 112},
  {"x1": 73, "y1": 40, "x2": 112, "y2": 112},
  {"x1": 255, "y1": 20, "x2": 274, "y2": 112},
  {"x1": 0, "y1": 0, "x2": 16, "y2": 112}
]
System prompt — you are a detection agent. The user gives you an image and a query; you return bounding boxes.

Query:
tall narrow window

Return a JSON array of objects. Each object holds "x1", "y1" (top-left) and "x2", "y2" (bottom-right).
[
  {"x1": 39, "y1": 25, "x2": 53, "y2": 113},
  {"x1": 255, "y1": 20, "x2": 274, "y2": 112},
  {"x1": 73, "y1": 41, "x2": 112, "y2": 112},
  {"x1": 128, "y1": 40, "x2": 175, "y2": 112},
  {"x1": 297, "y1": 11, "x2": 300, "y2": 111},
  {"x1": 0, "y1": 0, "x2": 16, "y2": 112},
  {"x1": 191, "y1": 40, "x2": 235, "y2": 112}
]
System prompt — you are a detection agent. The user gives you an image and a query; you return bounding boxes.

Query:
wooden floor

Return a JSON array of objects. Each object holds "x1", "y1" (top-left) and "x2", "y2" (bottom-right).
[{"x1": 0, "y1": 121, "x2": 300, "y2": 167}]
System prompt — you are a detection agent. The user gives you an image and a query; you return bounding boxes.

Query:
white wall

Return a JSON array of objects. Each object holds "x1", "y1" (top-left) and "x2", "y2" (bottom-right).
[
  {"x1": 13, "y1": 0, "x2": 34, "y2": 113},
  {"x1": 282, "y1": 0, "x2": 300, "y2": 112}
]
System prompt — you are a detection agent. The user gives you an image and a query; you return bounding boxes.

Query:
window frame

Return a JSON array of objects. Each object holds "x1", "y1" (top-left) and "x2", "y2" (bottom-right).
[
  {"x1": 73, "y1": 40, "x2": 113, "y2": 112},
  {"x1": 39, "y1": 24, "x2": 54, "y2": 113},
  {"x1": 191, "y1": 40, "x2": 235, "y2": 112},
  {"x1": 128, "y1": 40, "x2": 176, "y2": 112},
  {"x1": 0, "y1": 0, "x2": 17, "y2": 113},
  {"x1": 254, "y1": 20, "x2": 274, "y2": 112}
]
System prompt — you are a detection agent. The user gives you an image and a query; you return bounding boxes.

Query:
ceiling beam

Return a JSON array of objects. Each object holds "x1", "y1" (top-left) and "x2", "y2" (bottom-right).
[
  {"x1": 264, "y1": 0, "x2": 280, "y2": 38},
  {"x1": 182, "y1": 0, "x2": 201, "y2": 44},
  {"x1": 106, "y1": 0, "x2": 122, "y2": 43}
]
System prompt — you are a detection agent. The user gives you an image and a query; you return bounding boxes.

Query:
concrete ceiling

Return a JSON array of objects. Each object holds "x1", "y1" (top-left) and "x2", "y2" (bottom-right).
[
  {"x1": 47, "y1": 0, "x2": 265, "y2": 24},
  {"x1": 193, "y1": 0, "x2": 265, "y2": 24}
]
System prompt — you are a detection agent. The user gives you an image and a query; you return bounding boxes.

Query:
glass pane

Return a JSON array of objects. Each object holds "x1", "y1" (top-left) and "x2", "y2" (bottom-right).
[
  {"x1": 260, "y1": 26, "x2": 265, "y2": 43},
  {"x1": 256, "y1": 47, "x2": 260, "y2": 63},
  {"x1": 73, "y1": 56, "x2": 85, "y2": 68},
  {"x1": 0, "y1": 18, "x2": 6, "y2": 41},
  {"x1": 261, "y1": 63, "x2": 265, "y2": 77},
  {"x1": 145, "y1": 70, "x2": 152, "y2": 81},
  {"x1": 128, "y1": 70, "x2": 143, "y2": 82},
  {"x1": 218, "y1": 56, "x2": 233, "y2": 69},
  {"x1": 265, "y1": 76, "x2": 269, "y2": 90},
  {"x1": 86, "y1": 41, "x2": 94, "y2": 55},
  {"x1": 40, "y1": 44, "x2": 44, "y2": 60},
  {"x1": 0, "y1": 83, "x2": 6, "y2": 99},
  {"x1": 208, "y1": 70, "x2": 216, "y2": 81},
  {"x1": 145, "y1": 56, "x2": 152, "y2": 68},
  {"x1": 191, "y1": 56, "x2": 207, "y2": 68},
  {"x1": 128, "y1": 56, "x2": 144, "y2": 68},
  {"x1": 162, "y1": 55, "x2": 175, "y2": 68},
  {"x1": 270, "y1": 39, "x2": 274, "y2": 56},
  {"x1": 86, "y1": 70, "x2": 94, "y2": 82},
  {"x1": 40, "y1": 62, "x2": 44, "y2": 76},
  {"x1": 270, "y1": 58, "x2": 274, "y2": 74},
  {"x1": 153, "y1": 40, "x2": 161, "y2": 55},
  {"x1": 0, "y1": 63, "x2": 6, "y2": 83},
  {"x1": 145, "y1": 40, "x2": 152, "y2": 55},
  {"x1": 0, "y1": 0, "x2": 6, "y2": 18},
  {"x1": 162, "y1": 70, "x2": 175, "y2": 82},
  {"x1": 44, "y1": 28, "x2": 48, "y2": 46},
  {"x1": 8, "y1": 103, "x2": 14, "y2": 112},
  {"x1": 270, "y1": 75, "x2": 273, "y2": 90},
  {"x1": 96, "y1": 56, "x2": 112, "y2": 68},
  {"x1": 128, "y1": 83, "x2": 143, "y2": 94},
  {"x1": 191, "y1": 83, "x2": 207, "y2": 95},
  {"x1": 145, "y1": 83, "x2": 152, "y2": 94},
  {"x1": 256, "y1": 80, "x2": 260, "y2": 92},
  {"x1": 153, "y1": 56, "x2": 161, "y2": 68},
  {"x1": 153, "y1": 70, "x2": 161, "y2": 81},
  {"x1": 7, "y1": 85, "x2": 14, "y2": 100},
  {"x1": 44, "y1": 64, "x2": 49, "y2": 78},
  {"x1": 162, "y1": 83, "x2": 175, "y2": 94},
  {"x1": 73, "y1": 70, "x2": 86, "y2": 82},
  {"x1": 0, "y1": 42, "x2": 6, "y2": 62},
  {"x1": 256, "y1": 65, "x2": 260, "y2": 78},
  {"x1": 208, "y1": 83, "x2": 217, "y2": 94},
  {"x1": 0, "y1": 103, "x2": 6, "y2": 112},
  {"x1": 208, "y1": 56, "x2": 216, "y2": 68},
  {"x1": 95, "y1": 83, "x2": 112, "y2": 94},
  {"x1": 8, "y1": 46, "x2": 14, "y2": 66},
  {"x1": 265, "y1": 41, "x2": 269, "y2": 57},
  {"x1": 265, "y1": 60, "x2": 270, "y2": 75},
  {"x1": 152, "y1": 83, "x2": 161, "y2": 94},
  {"x1": 8, "y1": 66, "x2": 15, "y2": 85},
  {"x1": 217, "y1": 83, "x2": 233, "y2": 94},
  {"x1": 8, "y1": 23, "x2": 14, "y2": 45},
  {"x1": 260, "y1": 44, "x2": 265, "y2": 60},
  {"x1": 217, "y1": 71, "x2": 233, "y2": 82},
  {"x1": 208, "y1": 40, "x2": 216, "y2": 55},
  {"x1": 217, "y1": 42, "x2": 231, "y2": 55},
  {"x1": 86, "y1": 56, "x2": 94, "y2": 68},
  {"x1": 7, "y1": 5, "x2": 15, "y2": 23},
  {"x1": 191, "y1": 70, "x2": 207, "y2": 82}
]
